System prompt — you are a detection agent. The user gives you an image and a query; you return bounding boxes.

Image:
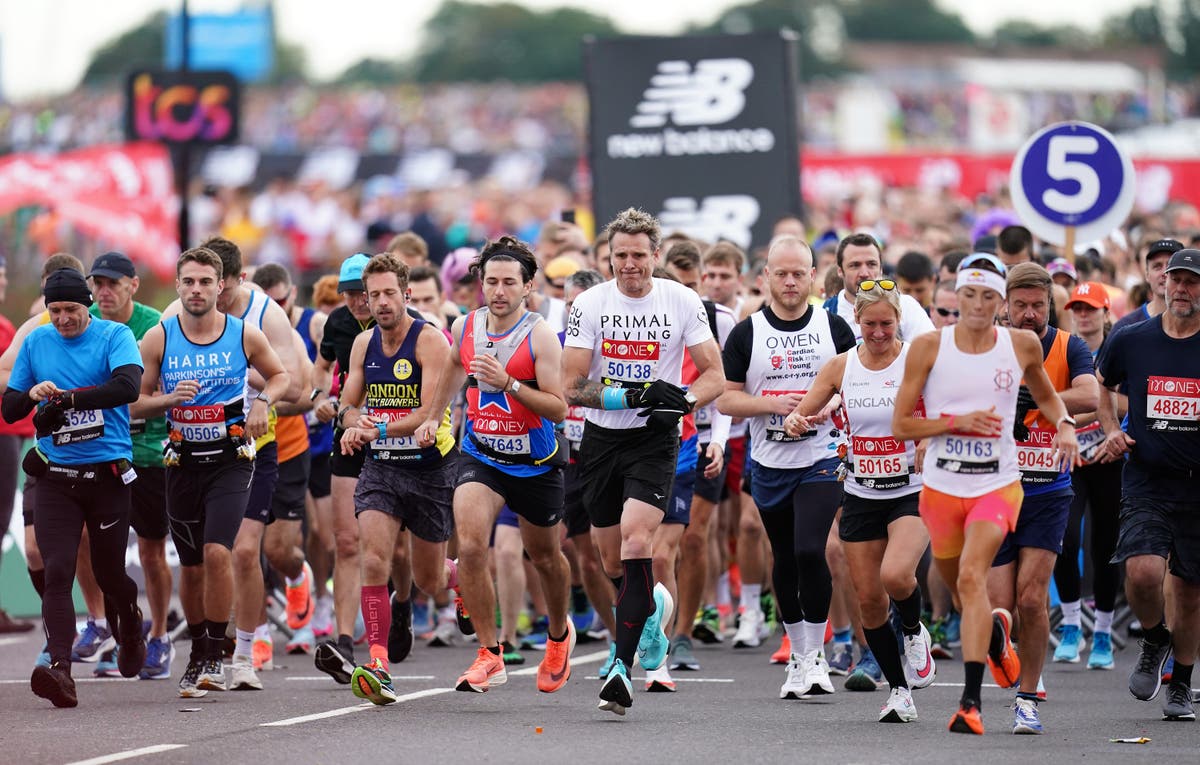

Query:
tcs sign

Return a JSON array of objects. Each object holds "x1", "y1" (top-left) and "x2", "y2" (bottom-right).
[{"x1": 124, "y1": 70, "x2": 240, "y2": 145}]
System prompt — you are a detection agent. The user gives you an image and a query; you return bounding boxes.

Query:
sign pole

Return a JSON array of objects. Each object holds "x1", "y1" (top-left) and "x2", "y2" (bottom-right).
[
  {"x1": 1063, "y1": 225, "x2": 1075, "y2": 266},
  {"x1": 175, "y1": 0, "x2": 191, "y2": 252}
]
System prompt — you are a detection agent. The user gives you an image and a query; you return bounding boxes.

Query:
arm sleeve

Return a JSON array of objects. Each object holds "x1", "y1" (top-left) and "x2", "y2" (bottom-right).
[
  {"x1": 829, "y1": 313, "x2": 858, "y2": 354},
  {"x1": 71, "y1": 365, "x2": 142, "y2": 410},
  {"x1": 1065, "y1": 335, "x2": 1096, "y2": 380},
  {"x1": 2, "y1": 388, "x2": 35, "y2": 424},
  {"x1": 722, "y1": 319, "x2": 754, "y2": 384}
]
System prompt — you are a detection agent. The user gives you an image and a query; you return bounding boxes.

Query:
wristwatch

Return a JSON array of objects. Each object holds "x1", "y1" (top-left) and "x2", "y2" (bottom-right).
[
  {"x1": 1057, "y1": 415, "x2": 1077, "y2": 428},
  {"x1": 509, "y1": 379, "x2": 522, "y2": 395},
  {"x1": 255, "y1": 392, "x2": 271, "y2": 406}
]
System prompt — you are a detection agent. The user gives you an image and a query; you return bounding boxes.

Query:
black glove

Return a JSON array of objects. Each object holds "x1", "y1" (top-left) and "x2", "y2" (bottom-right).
[
  {"x1": 1013, "y1": 385, "x2": 1035, "y2": 441},
  {"x1": 626, "y1": 379, "x2": 691, "y2": 413},
  {"x1": 33, "y1": 392, "x2": 70, "y2": 436},
  {"x1": 639, "y1": 407, "x2": 687, "y2": 432}
]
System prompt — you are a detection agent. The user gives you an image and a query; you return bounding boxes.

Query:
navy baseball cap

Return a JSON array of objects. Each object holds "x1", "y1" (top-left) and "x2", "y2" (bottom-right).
[
  {"x1": 337, "y1": 253, "x2": 371, "y2": 293},
  {"x1": 1145, "y1": 238, "x2": 1184, "y2": 261},
  {"x1": 89, "y1": 251, "x2": 136, "y2": 280},
  {"x1": 1165, "y1": 248, "x2": 1200, "y2": 277}
]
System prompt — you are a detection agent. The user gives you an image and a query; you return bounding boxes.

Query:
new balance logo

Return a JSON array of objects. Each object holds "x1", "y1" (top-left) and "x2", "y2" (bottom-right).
[
  {"x1": 631, "y1": 59, "x2": 754, "y2": 129},
  {"x1": 658, "y1": 195, "x2": 760, "y2": 250}
]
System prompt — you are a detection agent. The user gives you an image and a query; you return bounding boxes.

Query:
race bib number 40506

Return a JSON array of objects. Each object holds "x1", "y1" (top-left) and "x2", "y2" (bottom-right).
[{"x1": 170, "y1": 405, "x2": 226, "y2": 443}]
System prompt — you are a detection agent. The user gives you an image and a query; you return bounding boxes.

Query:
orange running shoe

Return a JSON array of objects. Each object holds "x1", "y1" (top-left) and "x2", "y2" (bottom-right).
[
  {"x1": 948, "y1": 703, "x2": 984, "y2": 734},
  {"x1": 987, "y1": 608, "x2": 1021, "y2": 689},
  {"x1": 456, "y1": 647, "x2": 507, "y2": 693},
  {"x1": 537, "y1": 620, "x2": 576, "y2": 693},
  {"x1": 252, "y1": 636, "x2": 274, "y2": 671},
  {"x1": 285, "y1": 562, "x2": 314, "y2": 630},
  {"x1": 771, "y1": 635, "x2": 791, "y2": 665}
]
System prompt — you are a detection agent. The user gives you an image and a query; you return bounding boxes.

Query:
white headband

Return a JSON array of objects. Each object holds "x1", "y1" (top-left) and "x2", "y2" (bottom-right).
[{"x1": 955, "y1": 268, "x2": 1007, "y2": 298}]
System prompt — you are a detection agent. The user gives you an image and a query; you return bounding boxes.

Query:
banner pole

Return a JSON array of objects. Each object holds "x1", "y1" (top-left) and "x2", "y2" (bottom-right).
[
  {"x1": 176, "y1": 0, "x2": 191, "y2": 252},
  {"x1": 1063, "y1": 225, "x2": 1075, "y2": 265}
]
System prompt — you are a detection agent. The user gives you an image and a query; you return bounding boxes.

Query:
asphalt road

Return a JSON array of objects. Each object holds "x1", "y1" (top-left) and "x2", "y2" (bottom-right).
[{"x1": 0, "y1": 624, "x2": 1197, "y2": 764}]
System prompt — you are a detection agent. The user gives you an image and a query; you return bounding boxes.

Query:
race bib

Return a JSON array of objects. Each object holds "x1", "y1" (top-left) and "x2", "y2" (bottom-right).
[
  {"x1": 473, "y1": 431, "x2": 533, "y2": 456},
  {"x1": 473, "y1": 410, "x2": 532, "y2": 456},
  {"x1": 935, "y1": 435, "x2": 999, "y2": 474},
  {"x1": 52, "y1": 408, "x2": 105, "y2": 446},
  {"x1": 1017, "y1": 424, "x2": 1060, "y2": 484},
  {"x1": 600, "y1": 340, "x2": 660, "y2": 388},
  {"x1": 1077, "y1": 421, "x2": 1106, "y2": 464},
  {"x1": 169, "y1": 405, "x2": 227, "y2": 443},
  {"x1": 1147, "y1": 376, "x2": 1200, "y2": 432},
  {"x1": 764, "y1": 390, "x2": 808, "y2": 443},
  {"x1": 695, "y1": 403, "x2": 713, "y2": 430},
  {"x1": 564, "y1": 406, "x2": 586, "y2": 446},
  {"x1": 369, "y1": 408, "x2": 418, "y2": 456},
  {"x1": 851, "y1": 435, "x2": 910, "y2": 489},
  {"x1": 129, "y1": 417, "x2": 147, "y2": 436}
]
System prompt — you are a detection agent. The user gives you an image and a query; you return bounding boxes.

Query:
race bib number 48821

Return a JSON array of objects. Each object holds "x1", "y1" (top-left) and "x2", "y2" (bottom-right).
[{"x1": 1147, "y1": 376, "x2": 1200, "y2": 432}]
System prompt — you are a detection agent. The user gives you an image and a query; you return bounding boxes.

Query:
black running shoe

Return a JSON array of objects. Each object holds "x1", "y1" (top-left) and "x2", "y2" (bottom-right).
[
  {"x1": 116, "y1": 604, "x2": 147, "y2": 678},
  {"x1": 32, "y1": 661, "x2": 78, "y2": 708},
  {"x1": 454, "y1": 596, "x2": 475, "y2": 636},
  {"x1": 315, "y1": 640, "x2": 355, "y2": 684},
  {"x1": 388, "y1": 598, "x2": 414, "y2": 664}
]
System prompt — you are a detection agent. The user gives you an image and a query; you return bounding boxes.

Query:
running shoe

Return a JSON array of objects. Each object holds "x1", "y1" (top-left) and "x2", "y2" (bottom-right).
[
  {"x1": 454, "y1": 596, "x2": 475, "y2": 636},
  {"x1": 780, "y1": 653, "x2": 809, "y2": 699},
  {"x1": 35, "y1": 643, "x2": 51, "y2": 669},
  {"x1": 197, "y1": 657, "x2": 227, "y2": 691},
  {"x1": 1053, "y1": 624, "x2": 1084, "y2": 663},
  {"x1": 945, "y1": 611, "x2": 962, "y2": 648},
  {"x1": 827, "y1": 642, "x2": 852, "y2": 676},
  {"x1": 879, "y1": 686, "x2": 918, "y2": 723},
  {"x1": 411, "y1": 598, "x2": 433, "y2": 639},
  {"x1": 644, "y1": 665, "x2": 676, "y2": 692},
  {"x1": 1163, "y1": 654, "x2": 1175, "y2": 683},
  {"x1": 927, "y1": 617, "x2": 952, "y2": 659},
  {"x1": 178, "y1": 659, "x2": 209, "y2": 698},
  {"x1": 31, "y1": 661, "x2": 77, "y2": 708},
  {"x1": 520, "y1": 615, "x2": 549, "y2": 650},
  {"x1": 352, "y1": 658, "x2": 398, "y2": 705},
  {"x1": 286, "y1": 625, "x2": 315, "y2": 655},
  {"x1": 1129, "y1": 635, "x2": 1173, "y2": 701},
  {"x1": 1012, "y1": 697, "x2": 1043, "y2": 734},
  {"x1": 599, "y1": 642, "x2": 617, "y2": 680},
  {"x1": 598, "y1": 658, "x2": 633, "y2": 716},
  {"x1": 770, "y1": 635, "x2": 791, "y2": 665},
  {"x1": 71, "y1": 618, "x2": 114, "y2": 663},
  {"x1": 987, "y1": 608, "x2": 1021, "y2": 689},
  {"x1": 669, "y1": 636, "x2": 701, "y2": 671},
  {"x1": 252, "y1": 635, "x2": 274, "y2": 671},
  {"x1": 948, "y1": 703, "x2": 984, "y2": 735},
  {"x1": 1163, "y1": 681, "x2": 1196, "y2": 721},
  {"x1": 115, "y1": 605, "x2": 147, "y2": 678},
  {"x1": 456, "y1": 647, "x2": 506, "y2": 693},
  {"x1": 802, "y1": 651, "x2": 836, "y2": 697},
  {"x1": 285, "y1": 561, "x2": 315, "y2": 630},
  {"x1": 389, "y1": 597, "x2": 414, "y2": 663},
  {"x1": 353, "y1": 609, "x2": 367, "y2": 644},
  {"x1": 314, "y1": 640, "x2": 355, "y2": 685},
  {"x1": 636, "y1": 583, "x2": 674, "y2": 672},
  {"x1": 902, "y1": 623, "x2": 936, "y2": 689},
  {"x1": 1087, "y1": 631, "x2": 1115, "y2": 670},
  {"x1": 692, "y1": 606, "x2": 723, "y2": 644},
  {"x1": 1037, "y1": 674, "x2": 1047, "y2": 701},
  {"x1": 845, "y1": 648, "x2": 882, "y2": 692},
  {"x1": 94, "y1": 649, "x2": 122, "y2": 678},
  {"x1": 502, "y1": 640, "x2": 526, "y2": 666},
  {"x1": 140, "y1": 636, "x2": 175, "y2": 680},
  {"x1": 760, "y1": 594, "x2": 778, "y2": 638},
  {"x1": 312, "y1": 595, "x2": 334, "y2": 638},
  {"x1": 230, "y1": 654, "x2": 263, "y2": 690},
  {"x1": 572, "y1": 605, "x2": 597, "y2": 637},
  {"x1": 732, "y1": 608, "x2": 765, "y2": 649},
  {"x1": 537, "y1": 621, "x2": 575, "y2": 693}
]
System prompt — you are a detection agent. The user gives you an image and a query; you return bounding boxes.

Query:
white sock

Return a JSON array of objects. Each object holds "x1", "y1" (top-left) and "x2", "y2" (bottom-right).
[
  {"x1": 236, "y1": 629, "x2": 254, "y2": 658},
  {"x1": 1094, "y1": 610, "x2": 1114, "y2": 634},
  {"x1": 94, "y1": 617, "x2": 108, "y2": 630},
  {"x1": 716, "y1": 573, "x2": 731, "y2": 607},
  {"x1": 784, "y1": 621, "x2": 806, "y2": 657},
  {"x1": 802, "y1": 620, "x2": 828, "y2": 658},
  {"x1": 254, "y1": 623, "x2": 271, "y2": 640},
  {"x1": 1060, "y1": 600, "x2": 1082, "y2": 627},
  {"x1": 740, "y1": 584, "x2": 762, "y2": 614}
]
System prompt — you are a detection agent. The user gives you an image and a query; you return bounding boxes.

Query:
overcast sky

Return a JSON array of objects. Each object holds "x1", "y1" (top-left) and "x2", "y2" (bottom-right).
[{"x1": 0, "y1": 0, "x2": 1156, "y2": 101}]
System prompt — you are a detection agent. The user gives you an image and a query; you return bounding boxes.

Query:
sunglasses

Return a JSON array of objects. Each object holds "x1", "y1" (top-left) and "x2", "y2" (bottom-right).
[
  {"x1": 935, "y1": 307, "x2": 959, "y2": 318},
  {"x1": 858, "y1": 279, "x2": 896, "y2": 292},
  {"x1": 959, "y1": 253, "x2": 1008, "y2": 275}
]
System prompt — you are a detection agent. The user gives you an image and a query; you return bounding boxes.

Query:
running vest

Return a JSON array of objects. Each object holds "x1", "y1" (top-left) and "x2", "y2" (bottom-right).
[
  {"x1": 160, "y1": 315, "x2": 249, "y2": 464},
  {"x1": 841, "y1": 343, "x2": 923, "y2": 500},
  {"x1": 363, "y1": 320, "x2": 453, "y2": 465},
  {"x1": 297, "y1": 308, "x2": 335, "y2": 457},
  {"x1": 240, "y1": 289, "x2": 277, "y2": 449},
  {"x1": 922, "y1": 327, "x2": 1021, "y2": 497},
  {"x1": 1017, "y1": 327, "x2": 1072, "y2": 492},
  {"x1": 460, "y1": 309, "x2": 559, "y2": 475},
  {"x1": 745, "y1": 308, "x2": 844, "y2": 469}
]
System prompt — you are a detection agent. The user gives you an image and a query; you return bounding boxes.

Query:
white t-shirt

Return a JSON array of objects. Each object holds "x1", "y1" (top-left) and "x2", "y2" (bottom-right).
[
  {"x1": 565, "y1": 278, "x2": 713, "y2": 431},
  {"x1": 835, "y1": 291, "x2": 935, "y2": 343}
]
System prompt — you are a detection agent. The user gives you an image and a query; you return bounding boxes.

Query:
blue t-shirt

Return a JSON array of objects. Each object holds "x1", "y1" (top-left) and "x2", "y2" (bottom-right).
[
  {"x1": 1097, "y1": 315, "x2": 1200, "y2": 498},
  {"x1": 1023, "y1": 327, "x2": 1095, "y2": 497},
  {"x1": 10, "y1": 318, "x2": 142, "y2": 464}
]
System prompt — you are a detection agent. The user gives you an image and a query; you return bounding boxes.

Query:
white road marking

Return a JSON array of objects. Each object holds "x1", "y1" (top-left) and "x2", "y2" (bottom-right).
[
  {"x1": 65, "y1": 744, "x2": 187, "y2": 765},
  {"x1": 285, "y1": 675, "x2": 436, "y2": 681},
  {"x1": 509, "y1": 648, "x2": 608, "y2": 676},
  {"x1": 0, "y1": 636, "x2": 27, "y2": 647}
]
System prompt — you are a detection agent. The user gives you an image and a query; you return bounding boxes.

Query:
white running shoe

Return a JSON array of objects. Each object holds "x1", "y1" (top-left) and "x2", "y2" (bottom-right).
[
  {"x1": 801, "y1": 650, "x2": 835, "y2": 697},
  {"x1": 644, "y1": 665, "x2": 676, "y2": 692},
  {"x1": 902, "y1": 623, "x2": 936, "y2": 689},
  {"x1": 732, "y1": 609, "x2": 765, "y2": 648},
  {"x1": 780, "y1": 653, "x2": 810, "y2": 699},
  {"x1": 879, "y1": 686, "x2": 918, "y2": 722},
  {"x1": 230, "y1": 654, "x2": 263, "y2": 691}
]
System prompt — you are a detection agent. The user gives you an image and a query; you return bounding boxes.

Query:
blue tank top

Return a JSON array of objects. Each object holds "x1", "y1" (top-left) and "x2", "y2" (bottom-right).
[
  {"x1": 297, "y1": 307, "x2": 334, "y2": 455},
  {"x1": 363, "y1": 320, "x2": 448, "y2": 466},
  {"x1": 161, "y1": 315, "x2": 249, "y2": 454}
]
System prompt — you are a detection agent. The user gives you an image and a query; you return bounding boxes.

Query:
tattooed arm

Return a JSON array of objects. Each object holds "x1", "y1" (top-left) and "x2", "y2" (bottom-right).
[{"x1": 562, "y1": 346, "x2": 603, "y2": 408}]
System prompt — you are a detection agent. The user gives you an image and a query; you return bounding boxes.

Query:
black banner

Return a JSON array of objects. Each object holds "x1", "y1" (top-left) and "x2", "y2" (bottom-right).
[
  {"x1": 585, "y1": 32, "x2": 801, "y2": 253},
  {"x1": 124, "y1": 70, "x2": 241, "y2": 146}
]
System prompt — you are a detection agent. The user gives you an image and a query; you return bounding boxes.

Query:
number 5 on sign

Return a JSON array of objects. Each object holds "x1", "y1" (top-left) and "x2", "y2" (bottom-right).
[{"x1": 1010, "y1": 121, "x2": 1135, "y2": 260}]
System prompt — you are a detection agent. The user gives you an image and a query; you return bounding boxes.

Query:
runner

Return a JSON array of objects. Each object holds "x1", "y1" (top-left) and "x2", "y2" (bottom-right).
[
  {"x1": 719, "y1": 235, "x2": 856, "y2": 701},
  {"x1": 333, "y1": 253, "x2": 459, "y2": 705},
  {"x1": 419, "y1": 236, "x2": 575, "y2": 695},
  {"x1": 134, "y1": 246, "x2": 289, "y2": 698},
  {"x1": 563, "y1": 208, "x2": 724, "y2": 716},
  {"x1": 1096, "y1": 248, "x2": 1200, "y2": 722},
  {"x1": 3, "y1": 268, "x2": 147, "y2": 707},
  {"x1": 783, "y1": 278, "x2": 933, "y2": 722},
  {"x1": 892, "y1": 253, "x2": 1078, "y2": 734}
]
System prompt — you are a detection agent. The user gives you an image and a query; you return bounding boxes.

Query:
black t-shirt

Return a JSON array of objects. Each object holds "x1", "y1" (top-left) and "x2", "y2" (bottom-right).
[
  {"x1": 723, "y1": 304, "x2": 857, "y2": 383},
  {"x1": 1096, "y1": 315, "x2": 1200, "y2": 497},
  {"x1": 319, "y1": 305, "x2": 423, "y2": 389}
]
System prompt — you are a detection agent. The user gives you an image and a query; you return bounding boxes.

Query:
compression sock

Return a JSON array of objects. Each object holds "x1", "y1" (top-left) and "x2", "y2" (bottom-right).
[
  {"x1": 961, "y1": 661, "x2": 985, "y2": 710},
  {"x1": 613, "y1": 558, "x2": 654, "y2": 666},
  {"x1": 894, "y1": 588, "x2": 923, "y2": 636},
  {"x1": 865, "y1": 623, "x2": 908, "y2": 689}
]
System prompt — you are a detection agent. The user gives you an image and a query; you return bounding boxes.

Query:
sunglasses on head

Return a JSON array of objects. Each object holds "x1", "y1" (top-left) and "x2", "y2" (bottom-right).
[
  {"x1": 859, "y1": 279, "x2": 896, "y2": 293},
  {"x1": 958, "y1": 253, "x2": 1007, "y2": 275},
  {"x1": 934, "y1": 306, "x2": 959, "y2": 317}
]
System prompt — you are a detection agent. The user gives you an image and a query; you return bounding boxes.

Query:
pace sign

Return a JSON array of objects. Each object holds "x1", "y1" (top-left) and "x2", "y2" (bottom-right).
[{"x1": 1010, "y1": 121, "x2": 1135, "y2": 246}]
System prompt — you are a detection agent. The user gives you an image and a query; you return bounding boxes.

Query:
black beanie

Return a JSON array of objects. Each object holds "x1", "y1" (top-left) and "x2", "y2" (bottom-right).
[{"x1": 43, "y1": 269, "x2": 93, "y2": 308}]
